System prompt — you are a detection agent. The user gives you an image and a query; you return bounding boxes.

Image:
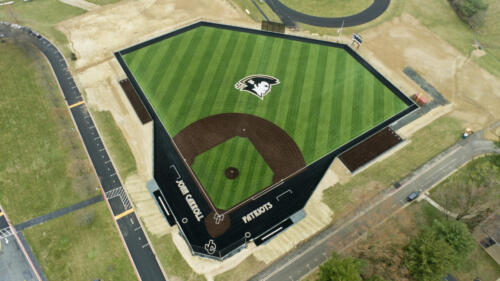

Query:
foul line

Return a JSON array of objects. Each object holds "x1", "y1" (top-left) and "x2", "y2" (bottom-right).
[
  {"x1": 68, "y1": 100, "x2": 84, "y2": 109},
  {"x1": 115, "y1": 208, "x2": 134, "y2": 220}
]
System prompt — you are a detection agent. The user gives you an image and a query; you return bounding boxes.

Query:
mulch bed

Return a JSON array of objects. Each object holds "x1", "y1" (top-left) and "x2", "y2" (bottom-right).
[
  {"x1": 119, "y1": 78, "x2": 152, "y2": 124},
  {"x1": 339, "y1": 127, "x2": 402, "y2": 172}
]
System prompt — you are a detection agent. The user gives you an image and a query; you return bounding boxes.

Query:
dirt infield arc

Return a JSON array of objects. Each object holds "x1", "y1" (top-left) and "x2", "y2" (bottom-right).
[{"x1": 173, "y1": 113, "x2": 306, "y2": 185}]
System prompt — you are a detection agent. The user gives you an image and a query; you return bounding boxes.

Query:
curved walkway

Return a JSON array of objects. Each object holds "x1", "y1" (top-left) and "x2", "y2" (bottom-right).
[{"x1": 264, "y1": 0, "x2": 390, "y2": 27}]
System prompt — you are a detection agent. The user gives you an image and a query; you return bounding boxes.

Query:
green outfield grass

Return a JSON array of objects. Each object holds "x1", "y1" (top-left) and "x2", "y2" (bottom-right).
[{"x1": 122, "y1": 25, "x2": 409, "y2": 210}]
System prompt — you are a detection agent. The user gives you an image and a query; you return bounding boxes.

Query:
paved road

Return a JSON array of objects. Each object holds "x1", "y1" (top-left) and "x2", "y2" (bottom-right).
[
  {"x1": 251, "y1": 132, "x2": 499, "y2": 281},
  {"x1": 264, "y1": 0, "x2": 390, "y2": 27},
  {"x1": 0, "y1": 211, "x2": 44, "y2": 281},
  {"x1": 0, "y1": 23, "x2": 167, "y2": 281}
]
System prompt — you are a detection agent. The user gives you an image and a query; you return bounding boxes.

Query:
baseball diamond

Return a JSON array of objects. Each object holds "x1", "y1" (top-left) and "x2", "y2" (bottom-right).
[{"x1": 121, "y1": 24, "x2": 409, "y2": 211}]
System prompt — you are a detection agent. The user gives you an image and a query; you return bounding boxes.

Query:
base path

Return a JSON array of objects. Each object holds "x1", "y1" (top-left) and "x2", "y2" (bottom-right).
[
  {"x1": 250, "y1": 131, "x2": 499, "y2": 281},
  {"x1": 264, "y1": 0, "x2": 390, "y2": 27}
]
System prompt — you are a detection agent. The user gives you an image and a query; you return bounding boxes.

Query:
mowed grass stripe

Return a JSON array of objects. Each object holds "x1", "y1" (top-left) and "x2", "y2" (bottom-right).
[
  {"x1": 372, "y1": 78, "x2": 386, "y2": 123},
  {"x1": 350, "y1": 65, "x2": 365, "y2": 137},
  {"x1": 233, "y1": 35, "x2": 278, "y2": 114},
  {"x1": 314, "y1": 48, "x2": 339, "y2": 157},
  {"x1": 327, "y1": 50, "x2": 347, "y2": 149},
  {"x1": 266, "y1": 41, "x2": 302, "y2": 141},
  {"x1": 360, "y1": 75, "x2": 375, "y2": 131},
  {"x1": 211, "y1": 138, "x2": 241, "y2": 205},
  {"x1": 173, "y1": 30, "x2": 223, "y2": 128},
  {"x1": 302, "y1": 46, "x2": 329, "y2": 159},
  {"x1": 340, "y1": 58, "x2": 356, "y2": 141},
  {"x1": 193, "y1": 31, "x2": 243, "y2": 123},
  {"x1": 193, "y1": 32, "x2": 252, "y2": 126},
  {"x1": 142, "y1": 31, "x2": 193, "y2": 95},
  {"x1": 128, "y1": 43, "x2": 163, "y2": 77},
  {"x1": 229, "y1": 142, "x2": 259, "y2": 207},
  {"x1": 218, "y1": 139, "x2": 251, "y2": 209},
  {"x1": 282, "y1": 43, "x2": 311, "y2": 136},
  {"x1": 154, "y1": 28, "x2": 209, "y2": 116},
  {"x1": 293, "y1": 45, "x2": 320, "y2": 148}
]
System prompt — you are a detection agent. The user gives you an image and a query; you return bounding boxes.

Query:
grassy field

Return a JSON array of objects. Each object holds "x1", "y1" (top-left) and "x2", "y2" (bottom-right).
[
  {"x1": 24, "y1": 202, "x2": 136, "y2": 281},
  {"x1": 0, "y1": 41, "x2": 99, "y2": 224},
  {"x1": 430, "y1": 155, "x2": 500, "y2": 214},
  {"x1": 90, "y1": 110, "x2": 137, "y2": 180},
  {"x1": 215, "y1": 255, "x2": 266, "y2": 281},
  {"x1": 146, "y1": 232, "x2": 205, "y2": 281},
  {"x1": 0, "y1": 0, "x2": 85, "y2": 58},
  {"x1": 192, "y1": 137, "x2": 274, "y2": 209},
  {"x1": 323, "y1": 115, "x2": 463, "y2": 218},
  {"x1": 122, "y1": 25, "x2": 409, "y2": 209},
  {"x1": 280, "y1": 0, "x2": 373, "y2": 17}
]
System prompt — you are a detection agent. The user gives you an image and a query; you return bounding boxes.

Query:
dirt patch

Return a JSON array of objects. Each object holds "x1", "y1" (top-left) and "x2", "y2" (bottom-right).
[
  {"x1": 360, "y1": 13, "x2": 500, "y2": 131},
  {"x1": 57, "y1": 0, "x2": 254, "y2": 70},
  {"x1": 174, "y1": 113, "x2": 306, "y2": 183}
]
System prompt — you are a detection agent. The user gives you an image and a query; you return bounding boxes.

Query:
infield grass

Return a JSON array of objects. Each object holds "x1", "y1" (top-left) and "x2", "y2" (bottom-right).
[{"x1": 122, "y1": 25, "x2": 409, "y2": 210}]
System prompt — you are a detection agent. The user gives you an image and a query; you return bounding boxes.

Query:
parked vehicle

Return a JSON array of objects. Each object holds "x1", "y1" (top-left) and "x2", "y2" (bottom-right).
[{"x1": 407, "y1": 191, "x2": 420, "y2": 202}]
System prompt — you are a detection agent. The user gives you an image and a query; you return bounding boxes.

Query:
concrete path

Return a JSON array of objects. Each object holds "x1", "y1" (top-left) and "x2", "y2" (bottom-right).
[
  {"x1": 59, "y1": 0, "x2": 99, "y2": 11},
  {"x1": 264, "y1": 0, "x2": 390, "y2": 27},
  {"x1": 251, "y1": 132, "x2": 499, "y2": 281},
  {"x1": 15, "y1": 195, "x2": 103, "y2": 231}
]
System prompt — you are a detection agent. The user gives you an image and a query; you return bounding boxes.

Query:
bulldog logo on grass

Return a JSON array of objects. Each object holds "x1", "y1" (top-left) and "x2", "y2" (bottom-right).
[{"x1": 235, "y1": 75, "x2": 279, "y2": 100}]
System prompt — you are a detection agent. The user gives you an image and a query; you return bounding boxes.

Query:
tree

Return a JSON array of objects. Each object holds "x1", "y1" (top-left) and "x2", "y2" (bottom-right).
[
  {"x1": 438, "y1": 160, "x2": 500, "y2": 221},
  {"x1": 449, "y1": 0, "x2": 489, "y2": 28},
  {"x1": 432, "y1": 219, "x2": 475, "y2": 261},
  {"x1": 404, "y1": 229, "x2": 457, "y2": 281},
  {"x1": 318, "y1": 253, "x2": 366, "y2": 281}
]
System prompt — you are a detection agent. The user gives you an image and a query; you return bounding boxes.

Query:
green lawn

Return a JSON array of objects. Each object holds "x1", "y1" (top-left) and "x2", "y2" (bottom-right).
[
  {"x1": 90, "y1": 110, "x2": 137, "y2": 180},
  {"x1": 280, "y1": 0, "x2": 373, "y2": 17},
  {"x1": 24, "y1": 202, "x2": 136, "y2": 281},
  {"x1": 146, "y1": 232, "x2": 205, "y2": 281},
  {"x1": 122, "y1": 25, "x2": 409, "y2": 209},
  {"x1": 0, "y1": 41, "x2": 99, "y2": 224},
  {"x1": 0, "y1": 0, "x2": 86, "y2": 58},
  {"x1": 192, "y1": 137, "x2": 274, "y2": 209}
]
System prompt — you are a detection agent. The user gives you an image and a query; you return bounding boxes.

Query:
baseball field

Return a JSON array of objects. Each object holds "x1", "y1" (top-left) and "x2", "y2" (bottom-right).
[{"x1": 121, "y1": 25, "x2": 410, "y2": 210}]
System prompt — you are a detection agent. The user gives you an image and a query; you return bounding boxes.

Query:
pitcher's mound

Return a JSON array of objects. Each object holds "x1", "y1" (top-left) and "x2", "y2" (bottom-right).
[{"x1": 225, "y1": 167, "x2": 239, "y2": 180}]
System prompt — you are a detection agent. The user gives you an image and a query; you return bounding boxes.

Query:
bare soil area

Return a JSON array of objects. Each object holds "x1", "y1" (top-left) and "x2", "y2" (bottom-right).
[{"x1": 360, "y1": 13, "x2": 500, "y2": 131}]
